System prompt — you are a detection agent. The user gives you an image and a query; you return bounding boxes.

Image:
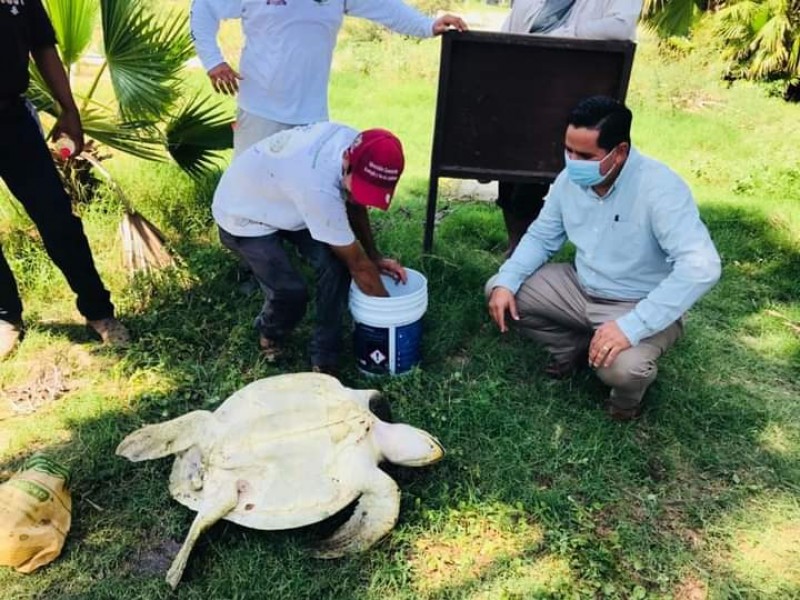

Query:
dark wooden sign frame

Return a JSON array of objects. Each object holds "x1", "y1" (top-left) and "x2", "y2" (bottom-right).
[{"x1": 423, "y1": 31, "x2": 636, "y2": 251}]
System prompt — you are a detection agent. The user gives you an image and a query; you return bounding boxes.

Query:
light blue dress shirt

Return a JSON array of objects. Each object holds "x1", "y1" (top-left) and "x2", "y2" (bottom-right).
[{"x1": 492, "y1": 148, "x2": 722, "y2": 346}]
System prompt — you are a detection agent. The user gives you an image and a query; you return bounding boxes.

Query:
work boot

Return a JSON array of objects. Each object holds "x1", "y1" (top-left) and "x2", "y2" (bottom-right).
[
  {"x1": 0, "y1": 319, "x2": 23, "y2": 360},
  {"x1": 87, "y1": 317, "x2": 131, "y2": 346}
]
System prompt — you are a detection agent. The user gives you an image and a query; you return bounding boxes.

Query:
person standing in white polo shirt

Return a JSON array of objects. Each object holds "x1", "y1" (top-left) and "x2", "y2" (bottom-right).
[
  {"x1": 212, "y1": 122, "x2": 409, "y2": 374},
  {"x1": 191, "y1": 0, "x2": 467, "y2": 155}
]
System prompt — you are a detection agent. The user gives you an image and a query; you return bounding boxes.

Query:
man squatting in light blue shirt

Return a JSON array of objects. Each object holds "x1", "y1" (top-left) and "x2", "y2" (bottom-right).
[{"x1": 486, "y1": 96, "x2": 721, "y2": 421}]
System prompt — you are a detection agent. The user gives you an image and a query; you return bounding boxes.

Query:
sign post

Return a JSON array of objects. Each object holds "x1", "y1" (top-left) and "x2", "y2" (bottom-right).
[{"x1": 424, "y1": 31, "x2": 635, "y2": 252}]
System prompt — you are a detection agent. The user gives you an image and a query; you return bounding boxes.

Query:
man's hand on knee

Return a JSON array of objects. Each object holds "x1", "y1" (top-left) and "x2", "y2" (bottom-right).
[
  {"x1": 589, "y1": 321, "x2": 632, "y2": 368},
  {"x1": 488, "y1": 287, "x2": 519, "y2": 333}
]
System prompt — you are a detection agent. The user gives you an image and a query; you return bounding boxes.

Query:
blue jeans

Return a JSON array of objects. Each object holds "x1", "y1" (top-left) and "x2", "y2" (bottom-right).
[{"x1": 219, "y1": 227, "x2": 350, "y2": 367}]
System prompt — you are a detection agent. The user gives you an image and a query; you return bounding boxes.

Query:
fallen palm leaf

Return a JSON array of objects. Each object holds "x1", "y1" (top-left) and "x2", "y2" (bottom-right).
[{"x1": 82, "y1": 153, "x2": 176, "y2": 274}]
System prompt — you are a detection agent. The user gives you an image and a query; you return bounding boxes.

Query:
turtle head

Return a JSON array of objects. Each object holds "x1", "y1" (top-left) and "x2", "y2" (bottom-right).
[{"x1": 374, "y1": 422, "x2": 444, "y2": 467}]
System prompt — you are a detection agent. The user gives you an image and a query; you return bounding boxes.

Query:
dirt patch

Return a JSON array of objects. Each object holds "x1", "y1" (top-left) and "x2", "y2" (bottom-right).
[
  {"x1": 408, "y1": 509, "x2": 543, "y2": 594},
  {"x1": 734, "y1": 521, "x2": 800, "y2": 588},
  {"x1": 126, "y1": 538, "x2": 183, "y2": 577},
  {"x1": 674, "y1": 575, "x2": 708, "y2": 600},
  {"x1": 0, "y1": 346, "x2": 94, "y2": 420},
  {"x1": 669, "y1": 91, "x2": 726, "y2": 113},
  {"x1": 0, "y1": 364, "x2": 74, "y2": 420}
]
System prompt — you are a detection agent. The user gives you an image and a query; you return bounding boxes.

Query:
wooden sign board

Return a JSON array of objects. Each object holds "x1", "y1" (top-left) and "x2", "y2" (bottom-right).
[{"x1": 424, "y1": 31, "x2": 635, "y2": 251}]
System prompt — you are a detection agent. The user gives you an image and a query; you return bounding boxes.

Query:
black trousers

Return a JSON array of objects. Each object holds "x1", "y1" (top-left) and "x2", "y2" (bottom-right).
[
  {"x1": 219, "y1": 227, "x2": 350, "y2": 367},
  {"x1": 495, "y1": 181, "x2": 550, "y2": 221},
  {"x1": 0, "y1": 98, "x2": 113, "y2": 323}
]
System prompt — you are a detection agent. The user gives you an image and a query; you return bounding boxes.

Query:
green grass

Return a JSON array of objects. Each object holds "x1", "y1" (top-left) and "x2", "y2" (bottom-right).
[{"x1": 2, "y1": 14, "x2": 799, "y2": 600}]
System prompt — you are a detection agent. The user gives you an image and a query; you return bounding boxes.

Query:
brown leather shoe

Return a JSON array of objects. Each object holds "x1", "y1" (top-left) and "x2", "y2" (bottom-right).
[
  {"x1": 0, "y1": 319, "x2": 23, "y2": 360},
  {"x1": 604, "y1": 400, "x2": 642, "y2": 422},
  {"x1": 87, "y1": 317, "x2": 131, "y2": 346},
  {"x1": 258, "y1": 335, "x2": 283, "y2": 362}
]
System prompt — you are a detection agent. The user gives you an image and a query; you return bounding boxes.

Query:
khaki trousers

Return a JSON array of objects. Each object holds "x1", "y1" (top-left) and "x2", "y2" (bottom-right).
[
  {"x1": 487, "y1": 263, "x2": 683, "y2": 409},
  {"x1": 233, "y1": 108, "x2": 296, "y2": 156}
]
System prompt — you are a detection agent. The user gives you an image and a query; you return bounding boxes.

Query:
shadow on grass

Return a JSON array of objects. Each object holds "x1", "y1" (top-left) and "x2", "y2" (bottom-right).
[{"x1": 1, "y1": 200, "x2": 798, "y2": 598}]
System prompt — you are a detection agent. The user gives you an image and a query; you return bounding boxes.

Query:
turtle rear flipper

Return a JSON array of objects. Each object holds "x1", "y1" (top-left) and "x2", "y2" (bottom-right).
[
  {"x1": 166, "y1": 480, "x2": 239, "y2": 589},
  {"x1": 116, "y1": 411, "x2": 214, "y2": 462},
  {"x1": 312, "y1": 470, "x2": 400, "y2": 558}
]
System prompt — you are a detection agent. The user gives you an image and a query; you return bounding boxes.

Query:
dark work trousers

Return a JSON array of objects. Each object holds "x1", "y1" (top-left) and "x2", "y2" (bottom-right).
[
  {"x1": 495, "y1": 181, "x2": 550, "y2": 221},
  {"x1": 0, "y1": 98, "x2": 113, "y2": 324},
  {"x1": 219, "y1": 227, "x2": 351, "y2": 368}
]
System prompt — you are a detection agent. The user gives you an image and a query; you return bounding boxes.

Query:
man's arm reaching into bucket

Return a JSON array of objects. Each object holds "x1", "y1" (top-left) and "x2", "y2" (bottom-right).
[
  {"x1": 330, "y1": 242, "x2": 389, "y2": 297},
  {"x1": 343, "y1": 204, "x2": 408, "y2": 287}
]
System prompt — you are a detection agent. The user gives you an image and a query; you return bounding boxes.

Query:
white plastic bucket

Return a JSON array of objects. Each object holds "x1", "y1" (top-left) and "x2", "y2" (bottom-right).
[{"x1": 349, "y1": 268, "x2": 428, "y2": 376}]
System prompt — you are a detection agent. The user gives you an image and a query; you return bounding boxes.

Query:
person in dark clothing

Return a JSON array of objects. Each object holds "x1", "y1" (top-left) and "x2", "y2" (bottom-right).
[
  {"x1": 496, "y1": 0, "x2": 643, "y2": 254},
  {"x1": 495, "y1": 181, "x2": 551, "y2": 255},
  {"x1": 0, "y1": 0, "x2": 129, "y2": 359}
]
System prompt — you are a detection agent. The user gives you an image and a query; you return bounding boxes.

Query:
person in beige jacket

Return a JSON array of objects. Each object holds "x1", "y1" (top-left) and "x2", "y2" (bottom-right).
[{"x1": 502, "y1": 0, "x2": 642, "y2": 39}]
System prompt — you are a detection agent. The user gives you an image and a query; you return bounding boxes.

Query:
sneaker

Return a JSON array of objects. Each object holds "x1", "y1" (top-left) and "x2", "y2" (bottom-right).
[
  {"x1": 0, "y1": 319, "x2": 23, "y2": 360},
  {"x1": 87, "y1": 317, "x2": 131, "y2": 346},
  {"x1": 258, "y1": 335, "x2": 283, "y2": 362}
]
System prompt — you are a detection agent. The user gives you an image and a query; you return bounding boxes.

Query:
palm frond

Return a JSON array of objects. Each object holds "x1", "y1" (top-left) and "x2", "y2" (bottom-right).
[
  {"x1": 43, "y1": 0, "x2": 99, "y2": 69},
  {"x1": 165, "y1": 94, "x2": 234, "y2": 178},
  {"x1": 27, "y1": 67, "x2": 59, "y2": 118},
  {"x1": 716, "y1": 1, "x2": 762, "y2": 64},
  {"x1": 750, "y1": 13, "x2": 791, "y2": 77},
  {"x1": 716, "y1": 0, "x2": 800, "y2": 83},
  {"x1": 790, "y1": 29, "x2": 800, "y2": 77},
  {"x1": 81, "y1": 109, "x2": 166, "y2": 162},
  {"x1": 642, "y1": 0, "x2": 700, "y2": 37},
  {"x1": 642, "y1": 0, "x2": 670, "y2": 18},
  {"x1": 101, "y1": 0, "x2": 194, "y2": 121}
]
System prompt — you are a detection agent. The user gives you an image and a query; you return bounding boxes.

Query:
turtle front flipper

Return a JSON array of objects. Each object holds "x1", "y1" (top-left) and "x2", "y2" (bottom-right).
[
  {"x1": 166, "y1": 480, "x2": 240, "y2": 589},
  {"x1": 116, "y1": 410, "x2": 214, "y2": 462},
  {"x1": 312, "y1": 469, "x2": 400, "y2": 558}
]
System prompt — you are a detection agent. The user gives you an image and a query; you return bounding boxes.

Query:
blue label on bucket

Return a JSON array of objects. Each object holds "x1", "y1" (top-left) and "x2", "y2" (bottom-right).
[
  {"x1": 355, "y1": 323, "x2": 390, "y2": 375},
  {"x1": 395, "y1": 320, "x2": 423, "y2": 373},
  {"x1": 354, "y1": 319, "x2": 423, "y2": 375}
]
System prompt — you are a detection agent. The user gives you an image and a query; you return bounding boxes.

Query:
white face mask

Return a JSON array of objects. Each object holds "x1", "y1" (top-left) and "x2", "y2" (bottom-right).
[{"x1": 564, "y1": 146, "x2": 618, "y2": 187}]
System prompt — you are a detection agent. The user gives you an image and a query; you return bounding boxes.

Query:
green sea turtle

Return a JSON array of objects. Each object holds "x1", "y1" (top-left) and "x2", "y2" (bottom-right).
[{"x1": 116, "y1": 372, "x2": 444, "y2": 588}]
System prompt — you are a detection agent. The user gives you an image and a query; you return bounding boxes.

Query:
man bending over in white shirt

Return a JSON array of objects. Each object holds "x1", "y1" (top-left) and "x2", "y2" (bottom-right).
[{"x1": 212, "y1": 123, "x2": 409, "y2": 375}]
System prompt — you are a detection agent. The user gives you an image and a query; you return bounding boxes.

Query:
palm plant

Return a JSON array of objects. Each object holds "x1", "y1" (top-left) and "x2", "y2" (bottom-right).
[
  {"x1": 641, "y1": 0, "x2": 724, "y2": 37},
  {"x1": 714, "y1": 0, "x2": 800, "y2": 97},
  {"x1": 642, "y1": 0, "x2": 800, "y2": 99},
  {"x1": 24, "y1": 0, "x2": 235, "y2": 273},
  {"x1": 31, "y1": 0, "x2": 233, "y2": 176}
]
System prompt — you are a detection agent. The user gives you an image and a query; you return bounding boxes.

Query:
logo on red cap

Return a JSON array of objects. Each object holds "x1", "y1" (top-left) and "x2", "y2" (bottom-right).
[{"x1": 345, "y1": 129, "x2": 404, "y2": 211}]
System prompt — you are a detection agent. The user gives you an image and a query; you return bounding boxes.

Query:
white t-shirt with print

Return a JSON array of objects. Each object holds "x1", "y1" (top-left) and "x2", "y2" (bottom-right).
[{"x1": 212, "y1": 122, "x2": 357, "y2": 247}]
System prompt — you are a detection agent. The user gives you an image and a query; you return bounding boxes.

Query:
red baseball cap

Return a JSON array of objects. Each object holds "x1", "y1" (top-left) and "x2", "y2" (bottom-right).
[{"x1": 345, "y1": 129, "x2": 404, "y2": 210}]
